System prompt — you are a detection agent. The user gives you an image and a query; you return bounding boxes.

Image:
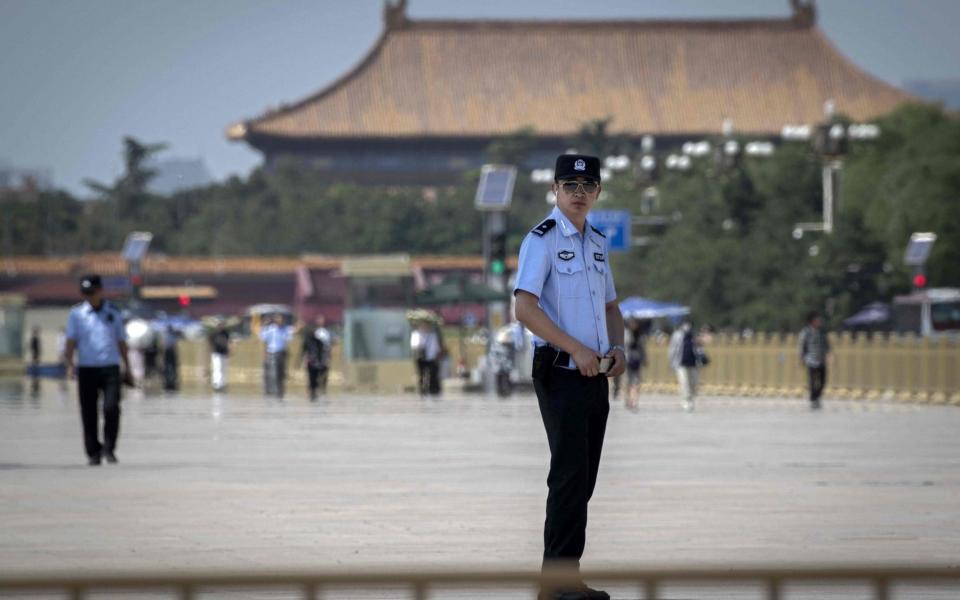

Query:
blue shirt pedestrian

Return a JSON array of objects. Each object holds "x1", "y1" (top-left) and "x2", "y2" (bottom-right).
[
  {"x1": 65, "y1": 300, "x2": 127, "y2": 367},
  {"x1": 260, "y1": 322, "x2": 294, "y2": 354}
]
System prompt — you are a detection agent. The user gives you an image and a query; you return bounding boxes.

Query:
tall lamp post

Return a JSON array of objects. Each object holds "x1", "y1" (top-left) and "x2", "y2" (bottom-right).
[{"x1": 788, "y1": 100, "x2": 880, "y2": 239}]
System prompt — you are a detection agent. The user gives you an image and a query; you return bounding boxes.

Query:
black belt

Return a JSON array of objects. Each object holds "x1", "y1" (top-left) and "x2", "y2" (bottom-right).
[{"x1": 534, "y1": 345, "x2": 571, "y2": 368}]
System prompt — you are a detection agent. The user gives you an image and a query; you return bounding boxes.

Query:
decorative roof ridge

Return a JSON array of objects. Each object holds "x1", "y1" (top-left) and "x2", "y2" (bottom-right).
[{"x1": 399, "y1": 16, "x2": 813, "y2": 33}]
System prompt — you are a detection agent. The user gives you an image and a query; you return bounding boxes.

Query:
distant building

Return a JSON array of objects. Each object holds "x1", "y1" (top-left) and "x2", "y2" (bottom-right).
[
  {"x1": 0, "y1": 254, "x2": 507, "y2": 326},
  {"x1": 904, "y1": 79, "x2": 960, "y2": 111},
  {"x1": 228, "y1": 0, "x2": 911, "y2": 184},
  {"x1": 147, "y1": 157, "x2": 213, "y2": 195}
]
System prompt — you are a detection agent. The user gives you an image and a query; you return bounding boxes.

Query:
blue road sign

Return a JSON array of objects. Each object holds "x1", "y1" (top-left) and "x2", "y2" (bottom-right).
[{"x1": 589, "y1": 209, "x2": 631, "y2": 252}]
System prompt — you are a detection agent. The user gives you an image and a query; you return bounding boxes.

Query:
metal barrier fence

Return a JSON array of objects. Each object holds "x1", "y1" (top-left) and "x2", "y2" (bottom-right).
[
  {"x1": 175, "y1": 331, "x2": 960, "y2": 401},
  {"x1": 1, "y1": 566, "x2": 959, "y2": 599},
  {"x1": 639, "y1": 332, "x2": 960, "y2": 403}
]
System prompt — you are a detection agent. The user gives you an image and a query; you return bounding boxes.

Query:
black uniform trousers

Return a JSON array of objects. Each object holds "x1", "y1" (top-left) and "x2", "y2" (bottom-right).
[
  {"x1": 77, "y1": 366, "x2": 121, "y2": 459},
  {"x1": 416, "y1": 358, "x2": 441, "y2": 395},
  {"x1": 808, "y1": 364, "x2": 827, "y2": 403},
  {"x1": 532, "y1": 348, "x2": 610, "y2": 569},
  {"x1": 306, "y1": 364, "x2": 328, "y2": 397}
]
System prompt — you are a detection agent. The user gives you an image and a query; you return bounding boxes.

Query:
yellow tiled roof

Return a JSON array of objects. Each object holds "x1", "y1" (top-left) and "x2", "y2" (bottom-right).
[{"x1": 234, "y1": 15, "x2": 910, "y2": 140}]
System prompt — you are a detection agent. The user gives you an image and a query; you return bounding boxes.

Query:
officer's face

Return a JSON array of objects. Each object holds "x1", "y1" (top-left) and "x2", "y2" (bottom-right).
[
  {"x1": 82, "y1": 288, "x2": 103, "y2": 305},
  {"x1": 553, "y1": 177, "x2": 600, "y2": 221}
]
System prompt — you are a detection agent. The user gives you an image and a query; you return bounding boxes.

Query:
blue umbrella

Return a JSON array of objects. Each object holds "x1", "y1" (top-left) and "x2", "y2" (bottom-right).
[
  {"x1": 619, "y1": 296, "x2": 690, "y2": 319},
  {"x1": 843, "y1": 302, "x2": 890, "y2": 327}
]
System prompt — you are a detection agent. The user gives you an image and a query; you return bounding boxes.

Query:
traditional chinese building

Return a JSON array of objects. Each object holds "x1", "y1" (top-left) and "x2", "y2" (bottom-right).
[{"x1": 227, "y1": 0, "x2": 910, "y2": 183}]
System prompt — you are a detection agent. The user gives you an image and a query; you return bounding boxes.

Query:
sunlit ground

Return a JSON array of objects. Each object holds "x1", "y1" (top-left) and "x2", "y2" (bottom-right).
[{"x1": 1, "y1": 378, "x2": 958, "y2": 599}]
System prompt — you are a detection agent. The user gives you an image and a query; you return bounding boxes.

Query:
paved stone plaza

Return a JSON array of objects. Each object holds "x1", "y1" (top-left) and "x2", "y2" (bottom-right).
[{"x1": 1, "y1": 379, "x2": 958, "y2": 598}]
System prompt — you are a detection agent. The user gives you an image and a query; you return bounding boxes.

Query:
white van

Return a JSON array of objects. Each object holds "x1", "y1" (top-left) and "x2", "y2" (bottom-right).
[{"x1": 892, "y1": 288, "x2": 960, "y2": 337}]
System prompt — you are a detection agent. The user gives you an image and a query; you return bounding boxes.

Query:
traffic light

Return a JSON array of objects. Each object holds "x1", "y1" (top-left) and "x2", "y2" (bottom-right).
[
  {"x1": 490, "y1": 232, "x2": 507, "y2": 276},
  {"x1": 913, "y1": 273, "x2": 927, "y2": 290},
  {"x1": 178, "y1": 293, "x2": 191, "y2": 307}
]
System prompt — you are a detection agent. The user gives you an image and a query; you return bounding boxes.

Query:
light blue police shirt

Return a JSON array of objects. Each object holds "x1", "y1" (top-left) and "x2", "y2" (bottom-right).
[
  {"x1": 65, "y1": 301, "x2": 127, "y2": 367},
  {"x1": 513, "y1": 205, "x2": 617, "y2": 369},
  {"x1": 260, "y1": 323, "x2": 294, "y2": 354}
]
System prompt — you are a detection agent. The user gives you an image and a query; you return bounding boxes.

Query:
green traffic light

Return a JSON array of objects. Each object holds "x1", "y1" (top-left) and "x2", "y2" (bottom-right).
[{"x1": 491, "y1": 260, "x2": 505, "y2": 275}]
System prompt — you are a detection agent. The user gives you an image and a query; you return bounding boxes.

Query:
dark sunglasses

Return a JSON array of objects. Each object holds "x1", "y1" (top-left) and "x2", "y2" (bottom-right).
[{"x1": 559, "y1": 181, "x2": 599, "y2": 195}]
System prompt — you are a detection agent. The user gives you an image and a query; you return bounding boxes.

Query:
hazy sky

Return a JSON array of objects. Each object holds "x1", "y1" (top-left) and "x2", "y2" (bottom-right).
[{"x1": 1, "y1": 0, "x2": 958, "y2": 196}]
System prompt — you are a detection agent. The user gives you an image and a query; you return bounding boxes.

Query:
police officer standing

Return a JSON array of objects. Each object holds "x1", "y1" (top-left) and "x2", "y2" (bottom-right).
[
  {"x1": 514, "y1": 155, "x2": 625, "y2": 600},
  {"x1": 64, "y1": 275, "x2": 131, "y2": 466}
]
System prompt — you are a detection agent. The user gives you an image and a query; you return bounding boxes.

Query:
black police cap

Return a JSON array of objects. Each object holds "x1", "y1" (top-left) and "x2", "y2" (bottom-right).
[
  {"x1": 79, "y1": 274, "x2": 102, "y2": 294},
  {"x1": 554, "y1": 154, "x2": 601, "y2": 183}
]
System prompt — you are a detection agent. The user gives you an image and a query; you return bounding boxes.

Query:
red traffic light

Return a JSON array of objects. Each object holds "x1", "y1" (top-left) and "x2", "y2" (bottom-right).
[
  {"x1": 913, "y1": 273, "x2": 927, "y2": 289},
  {"x1": 178, "y1": 294, "x2": 191, "y2": 307}
]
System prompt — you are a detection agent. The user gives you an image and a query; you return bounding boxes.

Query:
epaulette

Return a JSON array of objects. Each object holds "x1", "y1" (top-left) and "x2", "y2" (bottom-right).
[
  {"x1": 531, "y1": 219, "x2": 556, "y2": 237},
  {"x1": 590, "y1": 224, "x2": 606, "y2": 238}
]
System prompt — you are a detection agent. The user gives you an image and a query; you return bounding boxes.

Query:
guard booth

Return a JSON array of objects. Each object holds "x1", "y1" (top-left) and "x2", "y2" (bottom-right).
[{"x1": 340, "y1": 255, "x2": 415, "y2": 392}]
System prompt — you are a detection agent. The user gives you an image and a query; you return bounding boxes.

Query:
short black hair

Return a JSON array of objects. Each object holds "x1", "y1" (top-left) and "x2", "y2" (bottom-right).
[{"x1": 806, "y1": 310, "x2": 821, "y2": 324}]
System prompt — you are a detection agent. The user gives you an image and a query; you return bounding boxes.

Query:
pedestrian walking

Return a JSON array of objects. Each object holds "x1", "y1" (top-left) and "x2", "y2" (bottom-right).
[
  {"x1": 410, "y1": 320, "x2": 442, "y2": 395},
  {"x1": 29, "y1": 326, "x2": 41, "y2": 367},
  {"x1": 63, "y1": 274, "x2": 131, "y2": 466},
  {"x1": 260, "y1": 314, "x2": 293, "y2": 398},
  {"x1": 623, "y1": 317, "x2": 648, "y2": 410},
  {"x1": 208, "y1": 324, "x2": 231, "y2": 392},
  {"x1": 299, "y1": 315, "x2": 332, "y2": 400},
  {"x1": 668, "y1": 321, "x2": 701, "y2": 412},
  {"x1": 161, "y1": 325, "x2": 179, "y2": 392},
  {"x1": 514, "y1": 154, "x2": 624, "y2": 600},
  {"x1": 799, "y1": 310, "x2": 831, "y2": 409}
]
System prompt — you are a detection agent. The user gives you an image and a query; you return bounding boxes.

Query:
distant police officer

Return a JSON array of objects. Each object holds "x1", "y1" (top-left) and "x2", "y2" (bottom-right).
[
  {"x1": 514, "y1": 154, "x2": 625, "y2": 600},
  {"x1": 64, "y1": 274, "x2": 131, "y2": 466}
]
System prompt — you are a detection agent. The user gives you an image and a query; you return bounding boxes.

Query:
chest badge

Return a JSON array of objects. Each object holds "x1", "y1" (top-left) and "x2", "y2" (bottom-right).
[
  {"x1": 557, "y1": 250, "x2": 575, "y2": 261},
  {"x1": 594, "y1": 252, "x2": 605, "y2": 262}
]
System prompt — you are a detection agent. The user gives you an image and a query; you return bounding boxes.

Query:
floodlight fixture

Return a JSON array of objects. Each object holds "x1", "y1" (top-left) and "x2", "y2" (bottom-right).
[
  {"x1": 722, "y1": 118, "x2": 734, "y2": 137},
  {"x1": 781, "y1": 125, "x2": 812, "y2": 141},
  {"x1": 530, "y1": 168, "x2": 554, "y2": 183},
  {"x1": 665, "y1": 154, "x2": 691, "y2": 170},
  {"x1": 745, "y1": 142, "x2": 775, "y2": 157},
  {"x1": 641, "y1": 135, "x2": 655, "y2": 154},
  {"x1": 682, "y1": 141, "x2": 712, "y2": 157},
  {"x1": 848, "y1": 124, "x2": 880, "y2": 140}
]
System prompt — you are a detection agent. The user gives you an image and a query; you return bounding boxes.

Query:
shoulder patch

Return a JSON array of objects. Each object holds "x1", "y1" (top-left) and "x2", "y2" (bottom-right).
[
  {"x1": 531, "y1": 219, "x2": 556, "y2": 237},
  {"x1": 590, "y1": 225, "x2": 606, "y2": 238}
]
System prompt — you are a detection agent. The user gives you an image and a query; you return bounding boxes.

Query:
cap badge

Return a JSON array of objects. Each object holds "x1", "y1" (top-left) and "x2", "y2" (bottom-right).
[{"x1": 574, "y1": 159, "x2": 586, "y2": 171}]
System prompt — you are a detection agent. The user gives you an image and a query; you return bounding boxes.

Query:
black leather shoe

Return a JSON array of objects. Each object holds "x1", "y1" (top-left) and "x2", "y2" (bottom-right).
[
  {"x1": 537, "y1": 591, "x2": 588, "y2": 600},
  {"x1": 88, "y1": 455, "x2": 101, "y2": 466},
  {"x1": 583, "y1": 586, "x2": 610, "y2": 600},
  {"x1": 102, "y1": 450, "x2": 117, "y2": 464}
]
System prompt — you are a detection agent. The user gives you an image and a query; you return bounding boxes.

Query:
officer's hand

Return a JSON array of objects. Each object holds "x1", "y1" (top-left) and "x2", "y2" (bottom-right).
[
  {"x1": 66, "y1": 364, "x2": 76, "y2": 380},
  {"x1": 572, "y1": 346, "x2": 602, "y2": 377},
  {"x1": 606, "y1": 348, "x2": 627, "y2": 378}
]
